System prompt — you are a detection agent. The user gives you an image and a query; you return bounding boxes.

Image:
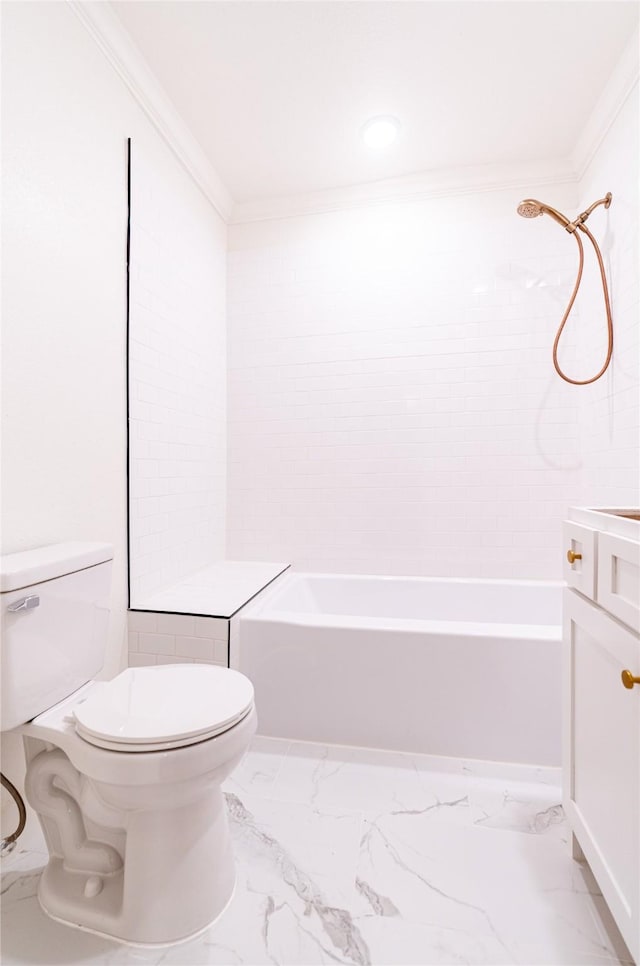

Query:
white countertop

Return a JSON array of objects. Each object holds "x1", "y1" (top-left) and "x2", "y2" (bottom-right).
[
  {"x1": 568, "y1": 506, "x2": 640, "y2": 540},
  {"x1": 132, "y1": 560, "x2": 290, "y2": 618}
]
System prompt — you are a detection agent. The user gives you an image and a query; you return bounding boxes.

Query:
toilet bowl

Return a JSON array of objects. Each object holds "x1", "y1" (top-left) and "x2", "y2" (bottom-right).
[
  {"x1": 21, "y1": 664, "x2": 256, "y2": 946},
  {"x1": 1, "y1": 543, "x2": 257, "y2": 946}
]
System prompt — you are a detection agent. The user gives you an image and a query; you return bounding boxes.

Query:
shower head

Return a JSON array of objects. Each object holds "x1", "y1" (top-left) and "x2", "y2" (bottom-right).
[
  {"x1": 517, "y1": 200, "x2": 543, "y2": 219},
  {"x1": 516, "y1": 198, "x2": 572, "y2": 229}
]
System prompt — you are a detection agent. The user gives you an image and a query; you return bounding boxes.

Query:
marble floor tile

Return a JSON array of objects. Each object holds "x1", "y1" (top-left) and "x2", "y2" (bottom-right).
[
  {"x1": 409, "y1": 752, "x2": 562, "y2": 787},
  {"x1": 356, "y1": 810, "x2": 617, "y2": 961},
  {"x1": 411, "y1": 769, "x2": 567, "y2": 842},
  {"x1": 225, "y1": 735, "x2": 290, "y2": 797},
  {"x1": 353, "y1": 918, "x2": 520, "y2": 966},
  {"x1": 270, "y1": 741, "x2": 429, "y2": 812},
  {"x1": 1, "y1": 738, "x2": 633, "y2": 966},
  {"x1": 228, "y1": 789, "x2": 363, "y2": 906},
  {"x1": 0, "y1": 839, "x2": 47, "y2": 873}
]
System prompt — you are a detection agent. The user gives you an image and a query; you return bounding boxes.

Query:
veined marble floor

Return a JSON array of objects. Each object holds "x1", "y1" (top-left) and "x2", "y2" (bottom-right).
[{"x1": 0, "y1": 737, "x2": 632, "y2": 966}]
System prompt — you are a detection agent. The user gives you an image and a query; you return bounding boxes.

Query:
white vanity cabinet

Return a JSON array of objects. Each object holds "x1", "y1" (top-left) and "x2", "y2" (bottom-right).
[{"x1": 563, "y1": 507, "x2": 640, "y2": 963}]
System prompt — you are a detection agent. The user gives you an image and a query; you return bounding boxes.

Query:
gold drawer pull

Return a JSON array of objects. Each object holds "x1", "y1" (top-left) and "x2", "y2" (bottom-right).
[
  {"x1": 621, "y1": 670, "x2": 640, "y2": 690},
  {"x1": 567, "y1": 549, "x2": 582, "y2": 564}
]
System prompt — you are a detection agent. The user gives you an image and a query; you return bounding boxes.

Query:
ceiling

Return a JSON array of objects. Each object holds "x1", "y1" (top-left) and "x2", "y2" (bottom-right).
[{"x1": 112, "y1": 1, "x2": 638, "y2": 204}]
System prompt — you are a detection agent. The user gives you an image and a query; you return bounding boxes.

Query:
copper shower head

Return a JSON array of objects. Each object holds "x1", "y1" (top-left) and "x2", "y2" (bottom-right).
[
  {"x1": 517, "y1": 200, "x2": 543, "y2": 219},
  {"x1": 517, "y1": 198, "x2": 571, "y2": 229}
]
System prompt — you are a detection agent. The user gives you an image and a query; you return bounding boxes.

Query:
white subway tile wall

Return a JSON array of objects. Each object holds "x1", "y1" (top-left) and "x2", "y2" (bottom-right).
[
  {"x1": 128, "y1": 141, "x2": 227, "y2": 604},
  {"x1": 126, "y1": 80, "x2": 638, "y2": 639},
  {"x1": 128, "y1": 611, "x2": 228, "y2": 667},
  {"x1": 226, "y1": 185, "x2": 588, "y2": 580},
  {"x1": 576, "y1": 85, "x2": 639, "y2": 508}
]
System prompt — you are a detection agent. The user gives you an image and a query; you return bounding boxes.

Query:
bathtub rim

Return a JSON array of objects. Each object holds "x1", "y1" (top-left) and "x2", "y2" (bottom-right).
[{"x1": 239, "y1": 569, "x2": 564, "y2": 638}]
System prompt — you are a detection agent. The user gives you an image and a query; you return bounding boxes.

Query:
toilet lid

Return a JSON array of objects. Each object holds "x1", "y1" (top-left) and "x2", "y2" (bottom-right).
[{"x1": 73, "y1": 665, "x2": 254, "y2": 751}]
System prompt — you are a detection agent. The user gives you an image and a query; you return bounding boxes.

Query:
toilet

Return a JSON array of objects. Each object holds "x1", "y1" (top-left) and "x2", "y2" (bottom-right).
[{"x1": 0, "y1": 542, "x2": 256, "y2": 946}]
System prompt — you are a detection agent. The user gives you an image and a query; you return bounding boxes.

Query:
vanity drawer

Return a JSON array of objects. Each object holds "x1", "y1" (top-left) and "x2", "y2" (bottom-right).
[
  {"x1": 597, "y1": 531, "x2": 640, "y2": 632},
  {"x1": 563, "y1": 521, "x2": 598, "y2": 601}
]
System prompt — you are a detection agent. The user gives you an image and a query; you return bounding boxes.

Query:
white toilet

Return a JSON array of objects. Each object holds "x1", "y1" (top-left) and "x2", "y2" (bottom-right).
[{"x1": 1, "y1": 542, "x2": 256, "y2": 946}]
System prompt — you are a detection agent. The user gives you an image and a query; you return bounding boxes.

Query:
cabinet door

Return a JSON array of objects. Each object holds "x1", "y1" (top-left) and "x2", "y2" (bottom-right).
[
  {"x1": 563, "y1": 589, "x2": 640, "y2": 961},
  {"x1": 597, "y1": 531, "x2": 640, "y2": 632}
]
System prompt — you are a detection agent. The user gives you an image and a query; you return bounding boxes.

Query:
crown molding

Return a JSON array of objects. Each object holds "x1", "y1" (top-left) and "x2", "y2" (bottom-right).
[
  {"x1": 571, "y1": 32, "x2": 639, "y2": 182},
  {"x1": 68, "y1": 0, "x2": 234, "y2": 222},
  {"x1": 229, "y1": 158, "x2": 577, "y2": 225},
  {"x1": 68, "y1": 0, "x2": 636, "y2": 228},
  {"x1": 230, "y1": 34, "x2": 639, "y2": 229}
]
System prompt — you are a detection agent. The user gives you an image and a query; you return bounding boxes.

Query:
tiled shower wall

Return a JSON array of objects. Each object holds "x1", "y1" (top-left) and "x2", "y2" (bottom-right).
[
  {"x1": 226, "y1": 183, "x2": 585, "y2": 580},
  {"x1": 576, "y1": 82, "x2": 639, "y2": 507},
  {"x1": 128, "y1": 142, "x2": 227, "y2": 604},
  {"x1": 125, "y1": 86, "x2": 638, "y2": 593},
  {"x1": 127, "y1": 610, "x2": 244, "y2": 667},
  {"x1": 128, "y1": 611, "x2": 229, "y2": 667}
]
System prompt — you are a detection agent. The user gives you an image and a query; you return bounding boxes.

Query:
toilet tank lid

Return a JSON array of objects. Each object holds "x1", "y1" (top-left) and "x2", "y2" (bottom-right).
[{"x1": 0, "y1": 542, "x2": 113, "y2": 593}]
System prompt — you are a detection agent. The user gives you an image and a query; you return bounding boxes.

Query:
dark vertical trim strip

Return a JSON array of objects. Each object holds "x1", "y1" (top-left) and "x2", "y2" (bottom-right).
[
  {"x1": 126, "y1": 138, "x2": 132, "y2": 609},
  {"x1": 227, "y1": 620, "x2": 231, "y2": 669}
]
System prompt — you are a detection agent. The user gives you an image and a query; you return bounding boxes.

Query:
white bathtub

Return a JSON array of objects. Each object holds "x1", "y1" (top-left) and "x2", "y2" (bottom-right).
[{"x1": 237, "y1": 573, "x2": 563, "y2": 766}]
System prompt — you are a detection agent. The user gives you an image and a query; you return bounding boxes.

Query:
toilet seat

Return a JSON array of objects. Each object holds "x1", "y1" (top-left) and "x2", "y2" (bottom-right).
[{"x1": 72, "y1": 664, "x2": 254, "y2": 752}]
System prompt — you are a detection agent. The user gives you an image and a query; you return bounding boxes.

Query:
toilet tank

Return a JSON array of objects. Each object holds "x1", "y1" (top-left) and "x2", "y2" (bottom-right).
[{"x1": 1, "y1": 542, "x2": 113, "y2": 731}]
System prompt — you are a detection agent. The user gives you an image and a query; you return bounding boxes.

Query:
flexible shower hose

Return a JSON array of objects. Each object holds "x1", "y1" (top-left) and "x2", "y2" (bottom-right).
[
  {"x1": 553, "y1": 223, "x2": 614, "y2": 385},
  {"x1": 1, "y1": 772, "x2": 27, "y2": 853}
]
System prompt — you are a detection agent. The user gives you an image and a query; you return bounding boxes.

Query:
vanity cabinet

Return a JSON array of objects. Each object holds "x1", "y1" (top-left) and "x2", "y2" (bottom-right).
[{"x1": 563, "y1": 508, "x2": 640, "y2": 963}]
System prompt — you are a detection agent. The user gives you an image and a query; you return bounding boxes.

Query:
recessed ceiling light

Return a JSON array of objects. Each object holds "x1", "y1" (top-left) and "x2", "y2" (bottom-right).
[{"x1": 361, "y1": 116, "x2": 401, "y2": 150}]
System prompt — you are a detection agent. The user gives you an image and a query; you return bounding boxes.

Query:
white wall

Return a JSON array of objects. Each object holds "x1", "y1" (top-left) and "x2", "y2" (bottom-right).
[
  {"x1": 1, "y1": 0, "x2": 226, "y2": 661},
  {"x1": 227, "y1": 184, "x2": 586, "y2": 579},
  {"x1": 576, "y1": 82, "x2": 639, "y2": 507},
  {"x1": 0, "y1": 1, "x2": 224, "y2": 833},
  {"x1": 128, "y1": 143, "x2": 227, "y2": 604}
]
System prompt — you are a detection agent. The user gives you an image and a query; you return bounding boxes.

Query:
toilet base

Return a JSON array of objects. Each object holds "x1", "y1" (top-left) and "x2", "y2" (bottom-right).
[
  {"x1": 21, "y1": 702, "x2": 257, "y2": 945},
  {"x1": 37, "y1": 874, "x2": 237, "y2": 949},
  {"x1": 33, "y1": 782, "x2": 238, "y2": 946}
]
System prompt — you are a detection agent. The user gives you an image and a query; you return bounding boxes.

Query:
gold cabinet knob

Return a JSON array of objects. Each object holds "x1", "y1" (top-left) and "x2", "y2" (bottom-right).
[
  {"x1": 621, "y1": 670, "x2": 640, "y2": 690},
  {"x1": 567, "y1": 549, "x2": 582, "y2": 564}
]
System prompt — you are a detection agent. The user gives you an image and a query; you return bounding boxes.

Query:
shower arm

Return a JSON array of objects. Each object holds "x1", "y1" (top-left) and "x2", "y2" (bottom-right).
[{"x1": 565, "y1": 192, "x2": 612, "y2": 234}]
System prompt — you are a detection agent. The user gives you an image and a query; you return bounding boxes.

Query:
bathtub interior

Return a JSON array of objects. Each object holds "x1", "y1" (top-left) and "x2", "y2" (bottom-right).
[{"x1": 249, "y1": 571, "x2": 563, "y2": 628}]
